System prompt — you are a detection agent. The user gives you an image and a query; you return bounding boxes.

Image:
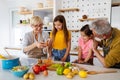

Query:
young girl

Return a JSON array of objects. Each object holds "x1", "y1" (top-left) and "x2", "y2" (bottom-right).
[
  {"x1": 73, "y1": 24, "x2": 94, "y2": 65},
  {"x1": 48, "y1": 15, "x2": 71, "y2": 62}
]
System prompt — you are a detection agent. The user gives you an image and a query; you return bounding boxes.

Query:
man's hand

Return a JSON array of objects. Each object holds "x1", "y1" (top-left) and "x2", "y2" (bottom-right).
[{"x1": 92, "y1": 39, "x2": 98, "y2": 52}]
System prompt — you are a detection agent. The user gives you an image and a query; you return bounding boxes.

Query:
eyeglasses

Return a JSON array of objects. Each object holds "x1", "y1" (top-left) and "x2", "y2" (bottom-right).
[{"x1": 32, "y1": 23, "x2": 43, "y2": 28}]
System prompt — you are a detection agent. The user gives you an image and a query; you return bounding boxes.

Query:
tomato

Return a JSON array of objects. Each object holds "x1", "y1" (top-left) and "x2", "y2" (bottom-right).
[
  {"x1": 40, "y1": 65, "x2": 47, "y2": 71},
  {"x1": 32, "y1": 65, "x2": 40, "y2": 74}
]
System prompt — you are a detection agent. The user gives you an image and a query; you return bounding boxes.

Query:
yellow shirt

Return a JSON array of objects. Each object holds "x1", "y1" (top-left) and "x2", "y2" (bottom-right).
[
  {"x1": 50, "y1": 30, "x2": 71, "y2": 50},
  {"x1": 104, "y1": 28, "x2": 120, "y2": 67}
]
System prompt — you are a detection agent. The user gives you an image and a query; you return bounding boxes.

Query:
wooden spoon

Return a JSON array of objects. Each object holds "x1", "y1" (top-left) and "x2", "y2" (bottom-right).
[
  {"x1": 4, "y1": 47, "x2": 12, "y2": 58},
  {"x1": 87, "y1": 70, "x2": 117, "y2": 75}
]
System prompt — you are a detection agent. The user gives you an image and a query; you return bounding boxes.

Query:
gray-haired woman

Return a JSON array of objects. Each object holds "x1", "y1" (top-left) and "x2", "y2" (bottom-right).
[{"x1": 22, "y1": 16, "x2": 49, "y2": 59}]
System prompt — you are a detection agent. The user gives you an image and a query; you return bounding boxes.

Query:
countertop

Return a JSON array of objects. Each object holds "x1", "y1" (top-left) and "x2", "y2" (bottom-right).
[{"x1": 0, "y1": 58, "x2": 120, "y2": 80}]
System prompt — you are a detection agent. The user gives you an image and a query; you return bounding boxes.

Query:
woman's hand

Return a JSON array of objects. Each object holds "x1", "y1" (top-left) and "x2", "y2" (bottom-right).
[{"x1": 36, "y1": 42, "x2": 47, "y2": 48}]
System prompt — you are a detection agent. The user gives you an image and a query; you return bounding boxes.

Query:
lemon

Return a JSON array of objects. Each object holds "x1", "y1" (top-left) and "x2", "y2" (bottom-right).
[
  {"x1": 29, "y1": 73, "x2": 35, "y2": 80},
  {"x1": 79, "y1": 70, "x2": 87, "y2": 78},
  {"x1": 63, "y1": 68, "x2": 71, "y2": 75},
  {"x1": 23, "y1": 73, "x2": 29, "y2": 79}
]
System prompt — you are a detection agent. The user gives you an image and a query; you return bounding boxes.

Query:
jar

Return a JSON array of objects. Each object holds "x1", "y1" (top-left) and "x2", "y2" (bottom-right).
[{"x1": 37, "y1": 3, "x2": 43, "y2": 8}]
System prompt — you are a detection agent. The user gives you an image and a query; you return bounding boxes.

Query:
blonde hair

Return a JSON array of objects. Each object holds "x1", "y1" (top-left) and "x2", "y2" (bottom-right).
[{"x1": 30, "y1": 16, "x2": 43, "y2": 25}]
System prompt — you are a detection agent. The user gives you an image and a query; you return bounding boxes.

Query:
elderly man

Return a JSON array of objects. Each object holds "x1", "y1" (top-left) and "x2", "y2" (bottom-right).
[{"x1": 91, "y1": 19, "x2": 120, "y2": 68}]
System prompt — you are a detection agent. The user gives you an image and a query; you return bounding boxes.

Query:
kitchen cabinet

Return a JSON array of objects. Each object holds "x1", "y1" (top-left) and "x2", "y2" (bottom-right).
[{"x1": 10, "y1": 10, "x2": 32, "y2": 46}]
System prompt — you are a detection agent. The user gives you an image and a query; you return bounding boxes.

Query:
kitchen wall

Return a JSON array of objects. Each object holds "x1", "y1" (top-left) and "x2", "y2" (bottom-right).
[{"x1": 0, "y1": 0, "x2": 9, "y2": 49}]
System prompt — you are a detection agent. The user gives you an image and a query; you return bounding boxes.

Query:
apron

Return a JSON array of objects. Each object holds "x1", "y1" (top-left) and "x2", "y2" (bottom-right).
[
  {"x1": 28, "y1": 32, "x2": 47, "y2": 59},
  {"x1": 102, "y1": 32, "x2": 120, "y2": 68}
]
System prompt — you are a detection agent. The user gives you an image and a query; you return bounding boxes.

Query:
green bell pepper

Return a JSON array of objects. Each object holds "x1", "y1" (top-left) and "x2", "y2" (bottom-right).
[
  {"x1": 56, "y1": 66, "x2": 64, "y2": 75},
  {"x1": 64, "y1": 62, "x2": 71, "y2": 68}
]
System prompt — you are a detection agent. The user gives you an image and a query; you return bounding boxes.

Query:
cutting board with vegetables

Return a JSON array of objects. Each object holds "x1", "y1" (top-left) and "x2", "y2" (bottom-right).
[
  {"x1": 36, "y1": 59, "x2": 87, "y2": 71},
  {"x1": 47, "y1": 62, "x2": 87, "y2": 71}
]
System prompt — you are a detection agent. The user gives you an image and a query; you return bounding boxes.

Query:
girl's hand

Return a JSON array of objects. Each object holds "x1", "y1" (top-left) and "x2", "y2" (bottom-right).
[
  {"x1": 61, "y1": 57, "x2": 66, "y2": 62},
  {"x1": 46, "y1": 38, "x2": 50, "y2": 46},
  {"x1": 47, "y1": 56, "x2": 52, "y2": 60},
  {"x1": 47, "y1": 52, "x2": 52, "y2": 59},
  {"x1": 78, "y1": 59, "x2": 84, "y2": 64}
]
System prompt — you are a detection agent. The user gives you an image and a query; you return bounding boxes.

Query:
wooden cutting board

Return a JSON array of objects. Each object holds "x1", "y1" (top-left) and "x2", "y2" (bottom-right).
[{"x1": 47, "y1": 63, "x2": 87, "y2": 71}]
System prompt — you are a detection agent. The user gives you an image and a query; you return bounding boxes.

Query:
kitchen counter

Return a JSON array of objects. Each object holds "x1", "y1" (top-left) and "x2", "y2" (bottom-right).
[{"x1": 0, "y1": 58, "x2": 120, "y2": 80}]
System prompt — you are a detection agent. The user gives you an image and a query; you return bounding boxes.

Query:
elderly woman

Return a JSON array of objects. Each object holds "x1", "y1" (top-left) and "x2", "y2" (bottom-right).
[
  {"x1": 91, "y1": 19, "x2": 120, "y2": 68},
  {"x1": 22, "y1": 16, "x2": 49, "y2": 58}
]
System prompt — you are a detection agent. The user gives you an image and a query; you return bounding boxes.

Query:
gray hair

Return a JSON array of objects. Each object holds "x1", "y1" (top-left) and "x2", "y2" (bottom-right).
[{"x1": 91, "y1": 18, "x2": 111, "y2": 35}]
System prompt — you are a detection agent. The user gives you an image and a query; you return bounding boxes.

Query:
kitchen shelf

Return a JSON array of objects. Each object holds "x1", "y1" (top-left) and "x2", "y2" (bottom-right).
[
  {"x1": 79, "y1": 17, "x2": 108, "y2": 22},
  {"x1": 59, "y1": 8, "x2": 79, "y2": 12},
  {"x1": 79, "y1": 18, "x2": 96, "y2": 22},
  {"x1": 69, "y1": 29, "x2": 79, "y2": 32},
  {"x1": 18, "y1": 11, "x2": 32, "y2": 15},
  {"x1": 33, "y1": 7, "x2": 53, "y2": 11},
  {"x1": 17, "y1": 23, "x2": 30, "y2": 26},
  {"x1": 112, "y1": 3, "x2": 120, "y2": 7}
]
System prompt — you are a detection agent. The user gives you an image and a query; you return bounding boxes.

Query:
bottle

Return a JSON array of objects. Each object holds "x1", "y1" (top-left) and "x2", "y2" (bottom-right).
[{"x1": 20, "y1": 20, "x2": 22, "y2": 24}]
